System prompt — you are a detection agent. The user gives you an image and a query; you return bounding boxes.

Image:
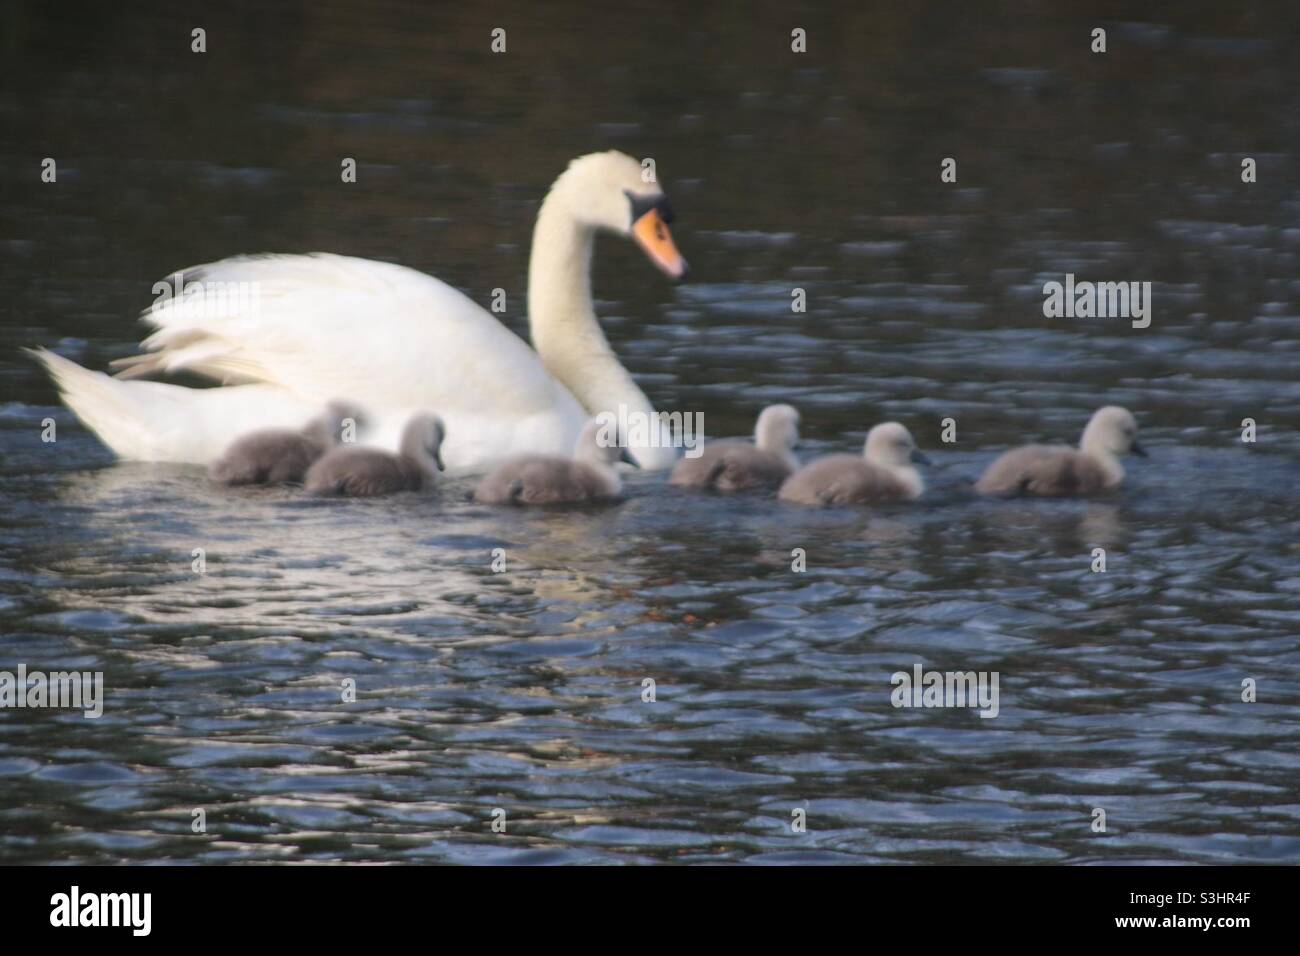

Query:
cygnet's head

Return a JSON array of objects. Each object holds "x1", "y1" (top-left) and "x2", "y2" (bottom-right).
[
  {"x1": 577, "y1": 418, "x2": 639, "y2": 469},
  {"x1": 1080, "y1": 406, "x2": 1145, "y2": 458},
  {"x1": 547, "y1": 151, "x2": 688, "y2": 279},
  {"x1": 754, "y1": 404, "x2": 801, "y2": 454},
  {"x1": 401, "y1": 413, "x2": 446, "y2": 471},
  {"x1": 863, "y1": 422, "x2": 930, "y2": 469}
]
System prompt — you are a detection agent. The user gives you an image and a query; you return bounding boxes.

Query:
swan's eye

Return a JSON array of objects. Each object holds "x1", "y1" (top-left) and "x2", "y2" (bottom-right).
[{"x1": 625, "y1": 190, "x2": 675, "y2": 227}]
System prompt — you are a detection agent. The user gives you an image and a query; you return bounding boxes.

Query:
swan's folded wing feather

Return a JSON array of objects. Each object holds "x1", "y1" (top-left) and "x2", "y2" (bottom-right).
[{"x1": 122, "y1": 253, "x2": 578, "y2": 415}]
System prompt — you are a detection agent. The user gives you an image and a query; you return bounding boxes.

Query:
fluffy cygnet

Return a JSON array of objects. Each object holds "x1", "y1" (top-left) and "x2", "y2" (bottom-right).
[
  {"x1": 974, "y1": 405, "x2": 1145, "y2": 497},
  {"x1": 304, "y1": 412, "x2": 445, "y2": 497},
  {"x1": 669, "y1": 403, "x2": 800, "y2": 493},
  {"x1": 473, "y1": 419, "x2": 635, "y2": 505},
  {"x1": 779, "y1": 422, "x2": 928, "y2": 506},
  {"x1": 209, "y1": 401, "x2": 364, "y2": 486}
]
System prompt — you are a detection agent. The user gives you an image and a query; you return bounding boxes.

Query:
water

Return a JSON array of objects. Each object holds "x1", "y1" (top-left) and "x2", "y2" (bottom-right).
[{"x1": 1, "y1": 0, "x2": 1298, "y2": 864}]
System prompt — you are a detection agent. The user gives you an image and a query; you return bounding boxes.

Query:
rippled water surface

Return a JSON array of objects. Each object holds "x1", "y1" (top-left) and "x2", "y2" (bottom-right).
[{"x1": 1, "y1": 1, "x2": 1298, "y2": 863}]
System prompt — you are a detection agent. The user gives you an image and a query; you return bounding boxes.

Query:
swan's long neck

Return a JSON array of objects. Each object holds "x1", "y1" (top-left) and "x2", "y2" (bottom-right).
[{"x1": 527, "y1": 194, "x2": 655, "y2": 424}]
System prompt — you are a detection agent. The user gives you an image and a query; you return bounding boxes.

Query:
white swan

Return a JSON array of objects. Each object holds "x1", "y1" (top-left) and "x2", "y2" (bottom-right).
[{"x1": 29, "y1": 151, "x2": 688, "y2": 474}]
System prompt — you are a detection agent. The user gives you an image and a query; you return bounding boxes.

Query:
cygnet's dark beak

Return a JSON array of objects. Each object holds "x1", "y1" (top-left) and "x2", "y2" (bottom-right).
[
  {"x1": 1130, "y1": 440, "x2": 1148, "y2": 458},
  {"x1": 620, "y1": 446, "x2": 640, "y2": 468},
  {"x1": 912, "y1": 449, "x2": 932, "y2": 466},
  {"x1": 434, "y1": 449, "x2": 446, "y2": 471}
]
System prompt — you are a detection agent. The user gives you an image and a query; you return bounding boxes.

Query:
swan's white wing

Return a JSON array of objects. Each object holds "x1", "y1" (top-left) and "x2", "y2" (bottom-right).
[{"x1": 123, "y1": 253, "x2": 579, "y2": 420}]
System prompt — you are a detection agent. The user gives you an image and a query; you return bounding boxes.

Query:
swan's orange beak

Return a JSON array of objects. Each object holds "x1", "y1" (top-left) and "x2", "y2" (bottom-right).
[{"x1": 632, "y1": 208, "x2": 688, "y2": 280}]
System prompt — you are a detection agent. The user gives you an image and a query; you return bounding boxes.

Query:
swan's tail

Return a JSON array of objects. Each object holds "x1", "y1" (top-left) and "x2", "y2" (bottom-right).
[
  {"x1": 27, "y1": 348, "x2": 169, "y2": 461},
  {"x1": 27, "y1": 347, "x2": 315, "y2": 464}
]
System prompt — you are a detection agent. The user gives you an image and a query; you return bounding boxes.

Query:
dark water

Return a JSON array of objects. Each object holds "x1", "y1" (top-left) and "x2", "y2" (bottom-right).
[{"x1": 1, "y1": 1, "x2": 1298, "y2": 863}]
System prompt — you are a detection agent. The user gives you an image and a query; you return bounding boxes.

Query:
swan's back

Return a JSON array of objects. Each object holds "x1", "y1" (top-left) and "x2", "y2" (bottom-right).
[
  {"x1": 131, "y1": 255, "x2": 566, "y2": 411},
  {"x1": 779, "y1": 455, "x2": 912, "y2": 506},
  {"x1": 117, "y1": 253, "x2": 586, "y2": 471},
  {"x1": 474, "y1": 455, "x2": 618, "y2": 505},
  {"x1": 975, "y1": 445, "x2": 1113, "y2": 497},
  {"x1": 304, "y1": 446, "x2": 425, "y2": 497},
  {"x1": 209, "y1": 429, "x2": 325, "y2": 485},
  {"x1": 670, "y1": 441, "x2": 793, "y2": 492}
]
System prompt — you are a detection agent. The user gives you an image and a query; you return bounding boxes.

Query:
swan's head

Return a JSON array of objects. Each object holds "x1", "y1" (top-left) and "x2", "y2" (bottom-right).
[
  {"x1": 1081, "y1": 405, "x2": 1145, "y2": 459},
  {"x1": 580, "y1": 417, "x2": 639, "y2": 469},
  {"x1": 864, "y1": 422, "x2": 930, "y2": 469},
  {"x1": 755, "y1": 404, "x2": 800, "y2": 454},
  {"x1": 552, "y1": 151, "x2": 688, "y2": 280}
]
